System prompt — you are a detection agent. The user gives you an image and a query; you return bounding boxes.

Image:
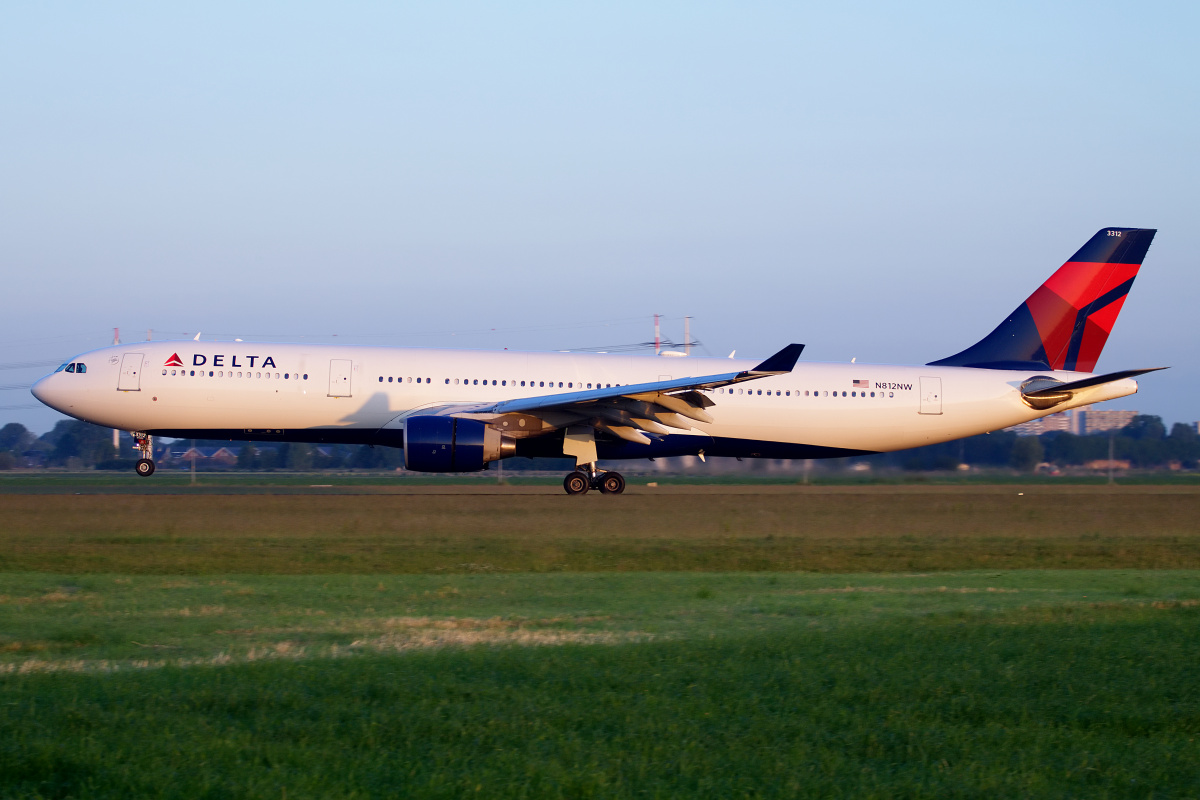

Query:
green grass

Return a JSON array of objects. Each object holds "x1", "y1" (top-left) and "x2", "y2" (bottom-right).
[
  {"x1": 3, "y1": 570, "x2": 1200, "y2": 669},
  {"x1": 3, "y1": 487, "x2": 1200, "y2": 574},
  {"x1": 1, "y1": 575, "x2": 1198, "y2": 798},
  {"x1": 3, "y1": 485, "x2": 1199, "y2": 797}
]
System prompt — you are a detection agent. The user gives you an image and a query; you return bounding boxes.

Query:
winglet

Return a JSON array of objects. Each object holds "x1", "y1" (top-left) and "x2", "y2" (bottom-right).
[{"x1": 750, "y1": 344, "x2": 805, "y2": 374}]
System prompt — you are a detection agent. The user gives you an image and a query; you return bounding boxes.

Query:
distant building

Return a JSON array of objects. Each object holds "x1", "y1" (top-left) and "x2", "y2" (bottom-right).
[
  {"x1": 1077, "y1": 409, "x2": 1139, "y2": 434},
  {"x1": 1010, "y1": 411, "x2": 1073, "y2": 436},
  {"x1": 1085, "y1": 459, "x2": 1131, "y2": 471}
]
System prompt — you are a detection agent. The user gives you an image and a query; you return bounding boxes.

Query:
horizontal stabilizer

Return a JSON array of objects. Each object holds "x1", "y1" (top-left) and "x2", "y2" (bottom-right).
[{"x1": 1022, "y1": 367, "x2": 1167, "y2": 398}]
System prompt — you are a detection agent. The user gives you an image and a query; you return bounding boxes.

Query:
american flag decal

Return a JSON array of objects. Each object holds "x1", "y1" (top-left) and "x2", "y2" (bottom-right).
[{"x1": 853, "y1": 379, "x2": 869, "y2": 389}]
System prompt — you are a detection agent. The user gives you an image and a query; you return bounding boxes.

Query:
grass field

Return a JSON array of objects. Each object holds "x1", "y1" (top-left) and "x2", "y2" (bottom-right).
[
  {"x1": 1, "y1": 484, "x2": 1198, "y2": 573},
  {"x1": 2, "y1": 482, "x2": 1199, "y2": 797}
]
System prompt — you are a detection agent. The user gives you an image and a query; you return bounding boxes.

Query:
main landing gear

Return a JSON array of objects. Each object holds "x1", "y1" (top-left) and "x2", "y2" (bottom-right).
[
  {"x1": 132, "y1": 433, "x2": 155, "y2": 477},
  {"x1": 563, "y1": 464, "x2": 626, "y2": 496}
]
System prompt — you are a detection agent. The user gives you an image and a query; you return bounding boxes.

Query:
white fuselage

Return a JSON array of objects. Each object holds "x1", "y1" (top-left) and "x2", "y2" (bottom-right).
[{"x1": 31, "y1": 341, "x2": 1138, "y2": 460}]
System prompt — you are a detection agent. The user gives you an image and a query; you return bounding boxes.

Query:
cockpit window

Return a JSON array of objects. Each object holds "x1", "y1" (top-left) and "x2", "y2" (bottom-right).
[
  {"x1": 75, "y1": 363, "x2": 86, "y2": 373},
  {"x1": 65, "y1": 363, "x2": 76, "y2": 373}
]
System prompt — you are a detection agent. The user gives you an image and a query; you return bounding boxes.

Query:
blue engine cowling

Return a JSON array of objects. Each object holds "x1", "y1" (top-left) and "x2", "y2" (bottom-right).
[{"x1": 403, "y1": 416, "x2": 501, "y2": 472}]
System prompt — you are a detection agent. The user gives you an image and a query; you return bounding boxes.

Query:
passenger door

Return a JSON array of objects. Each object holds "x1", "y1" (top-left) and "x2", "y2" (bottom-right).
[
  {"x1": 117, "y1": 353, "x2": 144, "y2": 391},
  {"x1": 328, "y1": 359, "x2": 353, "y2": 397},
  {"x1": 919, "y1": 376, "x2": 942, "y2": 415}
]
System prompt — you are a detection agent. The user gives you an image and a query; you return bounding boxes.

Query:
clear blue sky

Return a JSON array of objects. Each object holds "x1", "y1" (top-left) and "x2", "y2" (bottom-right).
[{"x1": 2, "y1": 1, "x2": 1197, "y2": 435}]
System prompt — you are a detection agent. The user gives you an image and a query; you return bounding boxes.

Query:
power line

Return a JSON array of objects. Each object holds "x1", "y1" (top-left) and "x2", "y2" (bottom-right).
[{"x1": 0, "y1": 360, "x2": 63, "y2": 371}]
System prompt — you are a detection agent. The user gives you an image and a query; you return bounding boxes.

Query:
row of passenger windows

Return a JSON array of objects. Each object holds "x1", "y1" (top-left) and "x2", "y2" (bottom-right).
[
  {"x1": 378, "y1": 376, "x2": 620, "y2": 389},
  {"x1": 162, "y1": 369, "x2": 309, "y2": 380},
  {"x1": 54, "y1": 362, "x2": 87, "y2": 373},
  {"x1": 372, "y1": 376, "x2": 893, "y2": 398},
  {"x1": 716, "y1": 388, "x2": 895, "y2": 398}
]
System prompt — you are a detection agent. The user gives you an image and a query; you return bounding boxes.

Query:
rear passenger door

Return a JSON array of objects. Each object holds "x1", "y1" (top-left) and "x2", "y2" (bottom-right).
[
  {"x1": 328, "y1": 359, "x2": 353, "y2": 397},
  {"x1": 919, "y1": 376, "x2": 942, "y2": 415}
]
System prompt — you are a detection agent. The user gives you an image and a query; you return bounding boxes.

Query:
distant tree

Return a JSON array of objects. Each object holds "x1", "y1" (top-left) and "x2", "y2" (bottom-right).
[
  {"x1": 0, "y1": 452, "x2": 15, "y2": 470},
  {"x1": 286, "y1": 444, "x2": 314, "y2": 470},
  {"x1": 1010, "y1": 436, "x2": 1044, "y2": 472},
  {"x1": 0, "y1": 422, "x2": 33, "y2": 453},
  {"x1": 257, "y1": 447, "x2": 280, "y2": 470},
  {"x1": 350, "y1": 445, "x2": 386, "y2": 469},
  {"x1": 1122, "y1": 415, "x2": 1166, "y2": 441},
  {"x1": 1169, "y1": 423, "x2": 1200, "y2": 467},
  {"x1": 238, "y1": 443, "x2": 261, "y2": 470},
  {"x1": 40, "y1": 420, "x2": 118, "y2": 467}
]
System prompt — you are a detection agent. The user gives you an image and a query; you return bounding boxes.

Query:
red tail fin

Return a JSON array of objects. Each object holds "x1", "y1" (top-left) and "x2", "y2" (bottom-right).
[{"x1": 930, "y1": 228, "x2": 1156, "y2": 372}]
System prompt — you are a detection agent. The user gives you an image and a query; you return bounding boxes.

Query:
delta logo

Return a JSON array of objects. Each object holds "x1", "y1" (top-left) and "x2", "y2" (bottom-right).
[{"x1": 164, "y1": 353, "x2": 278, "y2": 369}]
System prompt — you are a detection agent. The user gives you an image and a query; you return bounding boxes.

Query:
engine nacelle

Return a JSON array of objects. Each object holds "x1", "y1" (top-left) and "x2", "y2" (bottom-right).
[{"x1": 403, "y1": 416, "x2": 516, "y2": 472}]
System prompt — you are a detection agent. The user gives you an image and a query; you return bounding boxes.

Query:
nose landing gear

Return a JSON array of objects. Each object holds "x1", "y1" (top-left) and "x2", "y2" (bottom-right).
[
  {"x1": 132, "y1": 433, "x2": 155, "y2": 477},
  {"x1": 563, "y1": 463, "x2": 626, "y2": 495}
]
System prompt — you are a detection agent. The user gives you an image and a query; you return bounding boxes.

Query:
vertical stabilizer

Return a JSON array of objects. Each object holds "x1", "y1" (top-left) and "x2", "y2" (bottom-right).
[{"x1": 929, "y1": 227, "x2": 1155, "y2": 371}]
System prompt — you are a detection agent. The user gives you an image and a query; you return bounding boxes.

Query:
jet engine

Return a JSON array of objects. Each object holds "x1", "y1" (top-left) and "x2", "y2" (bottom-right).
[{"x1": 403, "y1": 416, "x2": 516, "y2": 472}]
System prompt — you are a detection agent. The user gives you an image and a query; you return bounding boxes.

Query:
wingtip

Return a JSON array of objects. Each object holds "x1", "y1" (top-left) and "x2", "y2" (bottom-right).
[{"x1": 751, "y1": 343, "x2": 805, "y2": 374}]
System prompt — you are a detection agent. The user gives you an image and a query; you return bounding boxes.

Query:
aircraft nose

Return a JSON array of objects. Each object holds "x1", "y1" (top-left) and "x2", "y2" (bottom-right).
[{"x1": 31, "y1": 375, "x2": 65, "y2": 412}]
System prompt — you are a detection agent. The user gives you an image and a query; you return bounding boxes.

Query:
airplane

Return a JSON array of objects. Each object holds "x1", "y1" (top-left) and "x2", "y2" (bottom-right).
[{"x1": 32, "y1": 227, "x2": 1162, "y2": 494}]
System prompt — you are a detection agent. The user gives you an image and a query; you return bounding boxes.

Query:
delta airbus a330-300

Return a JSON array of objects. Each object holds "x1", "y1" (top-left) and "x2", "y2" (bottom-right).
[{"x1": 33, "y1": 227, "x2": 1163, "y2": 494}]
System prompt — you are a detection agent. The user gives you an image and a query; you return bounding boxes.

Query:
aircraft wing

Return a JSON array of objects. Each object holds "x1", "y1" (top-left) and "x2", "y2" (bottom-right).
[{"x1": 402, "y1": 344, "x2": 804, "y2": 445}]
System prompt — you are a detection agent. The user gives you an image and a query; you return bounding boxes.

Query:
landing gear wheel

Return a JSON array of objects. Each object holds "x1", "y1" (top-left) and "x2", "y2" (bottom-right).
[
  {"x1": 599, "y1": 471, "x2": 626, "y2": 495},
  {"x1": 135, "y1": 458, "x2": 156, "y2": 477},
  {"x1": 563, "y1": 472, "x2": 590, "y2": 495}
]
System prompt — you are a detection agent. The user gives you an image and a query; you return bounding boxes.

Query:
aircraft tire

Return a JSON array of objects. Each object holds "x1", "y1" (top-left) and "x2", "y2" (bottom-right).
[
  {"x1": 563, "y1": 472, "x2": 590, "y2": 495},
  {"x1": 599, "y1": 472, "x2": 626, "y2": 495},
  {"x1": 135, "y1": 458, "x2": 156, "y2": 477}
]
